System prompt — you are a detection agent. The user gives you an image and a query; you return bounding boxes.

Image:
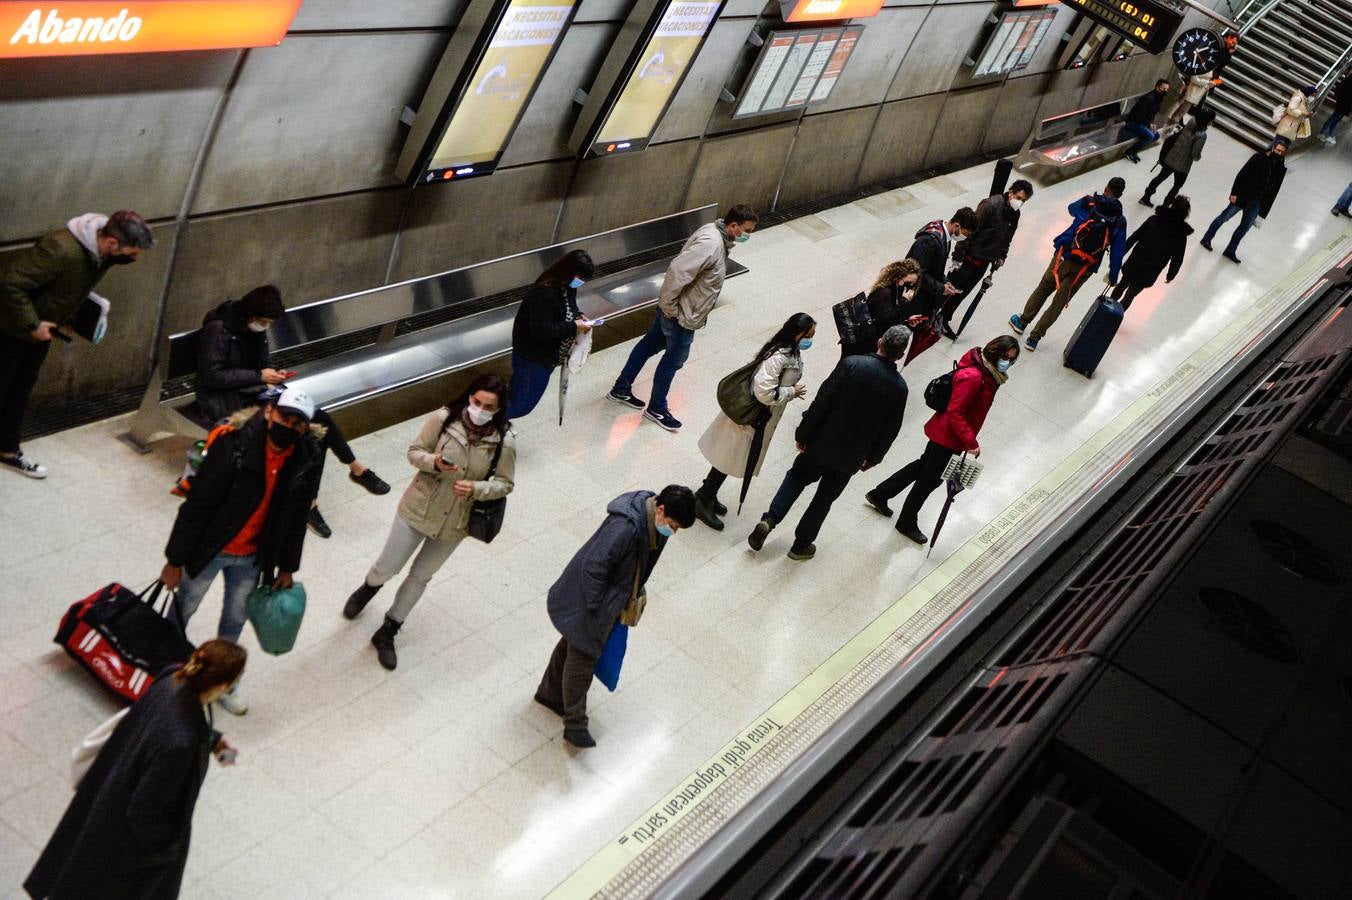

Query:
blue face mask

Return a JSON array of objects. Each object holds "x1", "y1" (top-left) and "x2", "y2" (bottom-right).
[
  {"x1": 568, "y1": 277, "x2": 585, "y2": 289},
  {"x1": 997, "y1": 358, "x2": 1013, "y2": 373},
  {"x1": 798, "y1": 338, "x2": 813, "y2": 351},
  {"x1": 656, "y1": 521, "x2": 674, "y2": 538},
  {"x1": 734, "y1": 233, "x2": 750, "y2": 244}
]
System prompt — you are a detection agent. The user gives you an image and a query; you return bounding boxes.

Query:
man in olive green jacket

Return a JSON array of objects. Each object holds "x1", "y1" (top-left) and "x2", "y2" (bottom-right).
[{"x1": 0, "y1": 210, "x2": 153, "y2": 478}]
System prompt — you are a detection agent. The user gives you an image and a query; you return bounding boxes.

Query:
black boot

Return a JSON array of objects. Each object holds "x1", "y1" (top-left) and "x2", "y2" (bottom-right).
[
  {"x1": 343, "y1": 581, "x2": 381, "y2": 620},
  {"x1": 694, "y1": 491, "x2": 725, "y2": 531},
  {"x1": 371, "y1": 616, "x2": 401, "y2": 670}
]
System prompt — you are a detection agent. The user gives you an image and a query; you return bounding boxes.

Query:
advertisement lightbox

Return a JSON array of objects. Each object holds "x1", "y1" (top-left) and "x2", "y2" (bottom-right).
[
  {"x1": 396, "y1": 0, "x2": 580, "y2": 184},
  {"x1": 580, "y1": 0, "x2": 724, "y2": 158},
  {"x1": 779, "y1": 0, "x2": 883, "y2": 24},
  {"x1": 0, "y1": 0, "x2": 301, "y2": 58}
]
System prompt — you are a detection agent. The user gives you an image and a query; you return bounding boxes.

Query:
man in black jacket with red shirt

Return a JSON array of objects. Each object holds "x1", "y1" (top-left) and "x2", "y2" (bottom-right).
[
  {"x1": 161, "y1": 385, "x2": 323, "y2": 714},
  {"x1": 1200, "y1": 139, "x2": 1287, "y2": 264}
]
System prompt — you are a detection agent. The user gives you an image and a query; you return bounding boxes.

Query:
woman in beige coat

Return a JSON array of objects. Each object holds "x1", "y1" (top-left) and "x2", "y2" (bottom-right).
[
  {"x1": 1274, "y1": 85, "x2": 1315, "y2": 142},
  {"x1": 693, "y1": 312, "x2": 816, "y2": 530},
  {"x1": 343, "y1": 373, "x2": 516, "y2": 669}
]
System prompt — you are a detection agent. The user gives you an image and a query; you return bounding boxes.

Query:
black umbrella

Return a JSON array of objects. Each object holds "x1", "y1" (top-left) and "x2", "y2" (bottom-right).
[
  {"x1": 951, "y1": 270, "x2": 995, "y2": 340},
  {"x1": 927, "y1": 453, "x2": 977, "y2": 559},
  {"x1": 737, "y1": 409, "x2": 772, "y2": 515}
]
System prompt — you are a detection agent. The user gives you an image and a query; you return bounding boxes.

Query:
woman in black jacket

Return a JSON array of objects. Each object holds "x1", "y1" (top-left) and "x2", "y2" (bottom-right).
[
  {"x1": 1111, "y1": 196, "x2": 1193, "y2": 309},
  {"x1": 508, "y1": 249, "x2": 596, "y2": 418},
  {"x1": 192, "y1": 285, "x2": 389, "y2": 537},
  {"x1": 841, "y1": 259, "x2": 923, "y2": 357},
  {"x1": 25, "y1": 641, "x2": 246, "y2": 900}
]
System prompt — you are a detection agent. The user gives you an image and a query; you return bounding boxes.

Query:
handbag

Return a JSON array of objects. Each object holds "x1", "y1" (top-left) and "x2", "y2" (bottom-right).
[
  {"x1": 593, "y1": 624, "x2": 629, "y2": 691},
  {"x1": 245, "y1": 582, "x2": 307, "y2": 655},
  {"x1": 832, "y1": 290, "x2": 874, "y2": 349},
  {"x1": 716, "y1": 360, "x2": 762, "y2": 425},
  {"x1": 619, "y1": 557, "x2": 646, "y2": 627},
  {"x1": 69, "y1": 708, "x2": 129, "y2": 788},
  {"x1": 467, "y1": 434, "x2": 508, "y2": 543},
  {"x1": 941, "y1": 453, "x2": 983, "y2": 489},
  {"x1": 54, "y1": 581, "x2": 194, "y2": 703}
]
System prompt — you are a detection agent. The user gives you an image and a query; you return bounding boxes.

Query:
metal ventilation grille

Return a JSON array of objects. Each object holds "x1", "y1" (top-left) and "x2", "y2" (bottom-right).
[{"x1": 999, "y1": 353, "x2": 1338, "y2": 669}]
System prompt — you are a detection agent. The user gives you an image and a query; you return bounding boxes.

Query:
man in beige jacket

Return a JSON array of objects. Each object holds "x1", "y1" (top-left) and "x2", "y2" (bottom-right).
[{"x1": 607, "y1": 204, "x2": 757, "y2": 432}]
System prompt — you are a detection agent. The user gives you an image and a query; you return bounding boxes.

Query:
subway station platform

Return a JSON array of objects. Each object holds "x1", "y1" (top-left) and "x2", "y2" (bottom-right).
[{"x1": 3, "y1": 130, "x2": 1351, "y2": 899}]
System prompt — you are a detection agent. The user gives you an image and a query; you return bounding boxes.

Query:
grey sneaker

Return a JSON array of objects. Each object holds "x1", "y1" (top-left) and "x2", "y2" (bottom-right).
[{"x1": 0, "y1": 452, "x2": 47, "y2": 479}]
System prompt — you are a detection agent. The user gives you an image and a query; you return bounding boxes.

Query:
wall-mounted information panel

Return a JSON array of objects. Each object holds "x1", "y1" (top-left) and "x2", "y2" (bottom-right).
[
  {"x1": 972, "y1": 8, "x2": 1057, "y2": 78},
  {"x1": 1059, "y1": 0, "x2": 1184, "y2": 54},
  {"x1": 574, "y1": 0, "x2": 724, "y2": 159},
  {"x1": 779, "y1": 0, "x2": 884, "y2": 24},
  {"x1": 733, "y1": 26, "x2": 863, "y2": 119},
  {"x1": 396, "y1": 0, "x2": 580, "y2": 184}
]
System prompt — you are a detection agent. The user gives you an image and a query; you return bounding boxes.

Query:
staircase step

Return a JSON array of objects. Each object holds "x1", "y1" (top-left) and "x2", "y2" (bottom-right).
[
  {"x1": 1265, "y1": 11, "x2": 1346, "y2": 61},
  {"x1": 1227, "y1": 59, "x2": 1306, "y2": 98},
  {"x1": 1308, "y1": 0, "x2": 1352, "y2": 28},
  {"x1": 1244, "y1": 24, "x2": 1332, "y2": 76},
  {"x1": 1296, "y1": 0, "x2": 1352, "y2": 33}
]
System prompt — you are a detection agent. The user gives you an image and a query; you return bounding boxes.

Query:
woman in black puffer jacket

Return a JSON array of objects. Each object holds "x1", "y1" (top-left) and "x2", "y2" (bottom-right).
[{"x1": 1111, "y1": 196, "x2": 1193, "y2": 310}]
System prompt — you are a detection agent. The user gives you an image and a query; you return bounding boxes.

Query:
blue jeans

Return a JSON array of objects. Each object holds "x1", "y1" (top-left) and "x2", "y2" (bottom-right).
[
  {"x1": 1121, "y1": 121, "x2": 1158, "y2": 156},
  {"x1": 611, "y1": 313, "x2": 695, "y2": 413},
  {"x1": 1336, "y1": 181, "x2": 1352, "y2": 212},
  {"x1": 1320, "y1": 111, "x2": 1345, "y2": 137},
  {"x1": 1203, "y1": 201, "x2": 1262, "y2": 255},
  {"x1": 176, "y1": 553, "x2": 259, "y2": 643},
  {"x1": 508, "y1": 351, "x2": 555, "y2": 418}
]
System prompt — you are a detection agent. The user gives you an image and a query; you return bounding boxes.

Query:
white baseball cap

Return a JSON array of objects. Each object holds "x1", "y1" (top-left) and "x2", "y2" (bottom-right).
[{"x1": 274, "y1": 385, "x2": 315, "y2": 423}]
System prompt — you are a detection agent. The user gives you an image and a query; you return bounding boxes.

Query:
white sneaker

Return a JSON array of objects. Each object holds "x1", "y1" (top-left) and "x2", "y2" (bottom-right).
[
  {"x1": 217, "y1": 689, "x2": 248, "y2": 716},
  {"x1": 0, "y1": 452, "x2": 47, "y2": 479}
]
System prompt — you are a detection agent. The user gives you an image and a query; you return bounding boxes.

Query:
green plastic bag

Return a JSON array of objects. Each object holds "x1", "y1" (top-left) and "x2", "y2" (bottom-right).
[{"x1": 245, "y1": 582, "x2": 307, "y2": 655}]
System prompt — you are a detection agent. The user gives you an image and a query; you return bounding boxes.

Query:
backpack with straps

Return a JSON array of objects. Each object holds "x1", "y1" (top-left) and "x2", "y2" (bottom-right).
[
  {"x1": 924, "y1": 361, "x2": 960, "y2": 412},
  {"x1": 1069, "y1": 200, "x2": 1115, "y2": 265}
]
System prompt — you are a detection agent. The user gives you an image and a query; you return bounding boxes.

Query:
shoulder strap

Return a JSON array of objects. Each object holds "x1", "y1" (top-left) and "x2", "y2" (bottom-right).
[{"x1": 485, "y1": 430, "x2": 506, "y2": 478}]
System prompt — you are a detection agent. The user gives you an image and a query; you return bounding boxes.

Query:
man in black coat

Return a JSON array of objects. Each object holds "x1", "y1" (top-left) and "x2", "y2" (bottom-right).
[
  {"x1": 1111, "y1": 196, "x2": 1193, "y2": 309},
  {"x1": 160, "y1": 386, "x2": 323, "y2": 714},
  {"x1": 749, "y1": 325, "x2": 910, "y2": 561},
  {"x1": 538, "y1": 485, "x2": 696, "y2": 748},
  {"x1": 191, "y1": 285, "x2": 389, "y2": 539},
  {"x1": 906, "y1": 208, "x2": 978, "y2": 318},
  {"x1": 941, "y1": 182, "x2": 1033, "y2": 335},
  {"x1": 1200, "y1": 139, "x2": 1287, "y2": 264},
  {"x1": 1123, "y1": 80, "x2": 1171, "y2": 164}
]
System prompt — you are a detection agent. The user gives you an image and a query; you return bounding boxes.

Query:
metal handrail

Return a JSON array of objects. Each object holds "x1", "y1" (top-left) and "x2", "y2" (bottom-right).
[
  {"x1": 1312, "y1": 45, "x2": 1352, "y2": 110},
  {"x1": 1236, "y1": 0, "x2": 1283, "y2": 34}
]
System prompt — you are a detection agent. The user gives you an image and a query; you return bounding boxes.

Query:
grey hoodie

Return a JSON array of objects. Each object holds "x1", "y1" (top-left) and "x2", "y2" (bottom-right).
[{"x1": 67, "y1": 213, "x2": 108, "y2": 263}]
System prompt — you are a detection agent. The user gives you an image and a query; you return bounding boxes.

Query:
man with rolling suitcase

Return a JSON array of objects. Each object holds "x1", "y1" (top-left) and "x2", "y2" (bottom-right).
[{"x1": 1009, "y1": 177, "x2": 1128, "y2": 352}]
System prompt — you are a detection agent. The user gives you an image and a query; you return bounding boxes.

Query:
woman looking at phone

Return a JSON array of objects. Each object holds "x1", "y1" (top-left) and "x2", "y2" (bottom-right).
[
  {"x1": 191, "y1": 285, "x2": 390, "y2": 539},
  {"x1": 508, "y1": 249, "x2": 596, "y2": 418},
  {"x1": 342, "y1": 373, "x2": 517, "y2": 670}
]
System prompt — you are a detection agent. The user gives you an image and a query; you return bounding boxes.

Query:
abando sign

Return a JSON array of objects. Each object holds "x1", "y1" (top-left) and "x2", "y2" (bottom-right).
[{"x1": 1, "y1": 1, "x2": 302, "y2": 58}]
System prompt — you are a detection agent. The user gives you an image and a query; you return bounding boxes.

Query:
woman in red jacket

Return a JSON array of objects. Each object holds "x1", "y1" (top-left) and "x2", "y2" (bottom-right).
[{"x1": 866, "y1": 335, "x2": 1019, "y2": 544}]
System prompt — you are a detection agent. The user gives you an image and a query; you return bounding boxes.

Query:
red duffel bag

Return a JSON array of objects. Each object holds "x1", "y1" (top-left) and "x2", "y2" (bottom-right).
[{"x1": 54, "y1": 582, "x2": 195, "y2": 702}]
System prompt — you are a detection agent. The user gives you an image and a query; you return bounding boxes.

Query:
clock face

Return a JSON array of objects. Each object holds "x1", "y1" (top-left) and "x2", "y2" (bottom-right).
[{"x1": 1173, "y1": 28, "x2": 1222, "y2": 77}]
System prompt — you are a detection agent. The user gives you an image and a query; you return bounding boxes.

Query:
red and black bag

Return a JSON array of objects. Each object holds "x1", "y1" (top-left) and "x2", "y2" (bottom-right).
[
  {"x1": 1068, "y1": 201, "x2": 1115, "y2": 266},
  {"x1": 54, "y1": 582, "x2": 194, "y2": 703}
]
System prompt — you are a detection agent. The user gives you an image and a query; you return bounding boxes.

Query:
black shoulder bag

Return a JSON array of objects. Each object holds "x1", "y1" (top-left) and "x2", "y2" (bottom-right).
[{"x1": 467, "y1": 432, "x2": 508, "y2": 543}]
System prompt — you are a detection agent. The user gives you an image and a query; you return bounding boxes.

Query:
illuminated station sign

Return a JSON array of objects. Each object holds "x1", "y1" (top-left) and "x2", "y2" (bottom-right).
[
  {"x1": 779, "y1": 0, "x2": 884, "y2": 24},
  {"x1": 1059, "y1": 0, "x2": 1184, "y2": 53},
  {"x1": 0, "y1": 1, "x2": 302, "y2": 57}
]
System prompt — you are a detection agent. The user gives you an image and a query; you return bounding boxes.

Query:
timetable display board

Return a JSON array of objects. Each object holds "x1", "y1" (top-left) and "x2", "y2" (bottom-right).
[
  {"x1": 734, "y1": 26, "x2": 864, "y2": 119},
  {"x1": 1059, "y1": 0, "x2": 1184, "y2": 54},
  {"x1": 398, "y1": 0, "x2": 581, "y2": 183},
  {"x1": 585, "y1": 1, "x2": 723, "y2": 157},
  {"x1": 972, "y1": 8, "x2": 1057, "y2": 79}
]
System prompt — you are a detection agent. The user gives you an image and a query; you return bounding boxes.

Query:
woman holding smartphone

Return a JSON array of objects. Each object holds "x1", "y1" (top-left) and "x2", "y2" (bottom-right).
[
  {"x1": 508, "y1": 249, "x2": 595, "y2": 418},
  {"x1": 342, "y1": 373, "x2": 516, "y2": 670}
]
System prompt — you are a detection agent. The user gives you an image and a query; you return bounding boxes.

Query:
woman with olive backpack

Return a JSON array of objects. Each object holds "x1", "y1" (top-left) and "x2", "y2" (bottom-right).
[{"x1": 693, "y1": 312, "x2": 816, "y2": 530}]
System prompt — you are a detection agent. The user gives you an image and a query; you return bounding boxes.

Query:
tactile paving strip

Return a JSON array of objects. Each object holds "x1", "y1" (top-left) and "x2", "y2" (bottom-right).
[{"x1": 562, "y1": 232, "x2": 1352, "y2": 899}]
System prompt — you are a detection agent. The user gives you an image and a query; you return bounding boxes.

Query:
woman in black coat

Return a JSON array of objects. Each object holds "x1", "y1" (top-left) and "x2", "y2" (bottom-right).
[
  {"x1": 25, "y1": 641, "x2": 247, "y2": 900},
  {"x1": 841, "y1": 259, "x2": 924, "y2": 357},
  {"x1": 508, "y1": 249, "x2": 596, "y2": 418},
  {"x1": 1111, "y1": 196, "x2": 1193, "y2": 309}
]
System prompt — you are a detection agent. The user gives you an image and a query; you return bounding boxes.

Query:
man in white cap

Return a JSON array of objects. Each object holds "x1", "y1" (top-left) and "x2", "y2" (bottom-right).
[{"x1": 160, "y1": 385, "x2": 324, "y2": 714}]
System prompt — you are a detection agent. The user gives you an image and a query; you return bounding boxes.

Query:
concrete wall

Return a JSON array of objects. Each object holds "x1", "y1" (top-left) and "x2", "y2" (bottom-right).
[{"x1": 0, "y1": 0, "x2": 1174, "y2": 407}]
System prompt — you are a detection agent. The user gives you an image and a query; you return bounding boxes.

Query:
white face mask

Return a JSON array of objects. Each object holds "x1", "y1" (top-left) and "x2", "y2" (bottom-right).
[
  {"x1": 466, "y1": 403, "x2": 495, "y2": 426},
  {"x1": 247, "y1": 320, "x2": 269, "y2": 333},
  {"x1": 1008, "y1": 197, "x2": 1024, "y2": 211}
]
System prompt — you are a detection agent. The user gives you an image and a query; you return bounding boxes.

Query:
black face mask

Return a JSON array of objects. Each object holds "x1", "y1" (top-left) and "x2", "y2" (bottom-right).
[
  {"x1": 105, "y1": 253, "x2": 137, "y2": 266},
  {"x1": 268, "y1": 421, "x2": 303, "y2": 449}
]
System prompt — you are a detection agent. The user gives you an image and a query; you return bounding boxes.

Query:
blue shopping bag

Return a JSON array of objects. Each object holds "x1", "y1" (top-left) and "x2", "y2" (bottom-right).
[
  {"x1": 244, "y1": 583, "x2": 307, "y2": 655},
  {"x1": 593, "y1": 624, "x2": 628, "y2": 692}
]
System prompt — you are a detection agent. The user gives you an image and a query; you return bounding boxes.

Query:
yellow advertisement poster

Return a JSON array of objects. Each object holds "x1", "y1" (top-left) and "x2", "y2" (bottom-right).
[
  {"x1": 594, "y1": 1, "x2": 720, "y2": 147},
  {"x1": 431, "y1": 0, "x2": 575, "y2": 171}
]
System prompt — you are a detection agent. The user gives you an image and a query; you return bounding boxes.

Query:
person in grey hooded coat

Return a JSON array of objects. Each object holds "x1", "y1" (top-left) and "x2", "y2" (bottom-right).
[{"x1": 536, "y1": 485, "x2": 695, "y2": 748}]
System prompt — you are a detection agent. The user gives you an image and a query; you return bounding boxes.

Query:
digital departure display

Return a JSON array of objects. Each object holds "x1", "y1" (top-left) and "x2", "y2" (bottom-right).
[
  {"x1": 585, "y1": 1, "x2": 722, "y2": 158},
  {"x1": 1060, "y1": 0, "x2": 1185, "y2": 54},
  {"x1": 972, "y1": 8, "x2": 1057, "y2": 79},
  {"x1": 407, "y1": 0, "x2": 580, "y2": 183},
  {"x1": 734, "y1": 26, "x2": 863, "y2": 119}
]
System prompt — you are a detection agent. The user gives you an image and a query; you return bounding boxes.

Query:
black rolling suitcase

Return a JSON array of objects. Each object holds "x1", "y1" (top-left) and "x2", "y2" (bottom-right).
[{"x1": 1063, "y1": 292, "x2": 1123, "y2": 377}]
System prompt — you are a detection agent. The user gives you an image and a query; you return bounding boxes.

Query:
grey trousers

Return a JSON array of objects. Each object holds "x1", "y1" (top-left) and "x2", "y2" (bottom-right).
[
  {"x1": 366, "y1": 515, "x2": 464, "y2": 623},
  {"x1": 537, "y1": 636, "x2": 599, "y2": 730}
]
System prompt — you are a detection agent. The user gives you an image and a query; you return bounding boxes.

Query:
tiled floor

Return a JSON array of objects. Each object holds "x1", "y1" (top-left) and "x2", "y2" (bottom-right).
[{"x1": 2, "y1": 130, "x2": 1350, "y2": 899}]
